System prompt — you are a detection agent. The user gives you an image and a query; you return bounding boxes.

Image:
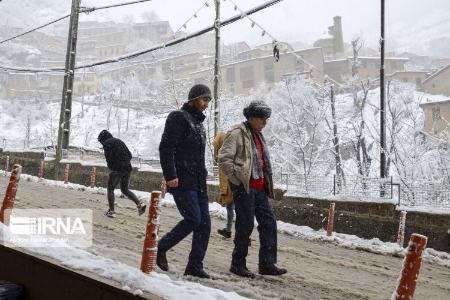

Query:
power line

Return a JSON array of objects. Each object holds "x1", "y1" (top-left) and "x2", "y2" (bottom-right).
[
  {"x1": 80, "y1": 0, "x2": 154, "y2": 14},
  {"x1": 0, "y1": 0, "x2": 284, "y2": 73},
  {"x1": 0, "y1": 14, "x2": 71, "y2": 45},
  {"x1": 0, "y1": 0, "x2": 154, "y2": 45}
]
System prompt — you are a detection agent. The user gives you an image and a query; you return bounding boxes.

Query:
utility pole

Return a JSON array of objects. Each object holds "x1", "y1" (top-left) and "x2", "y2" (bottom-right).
[
  {"x1": 55, "y1": 0, "x2": 80, "y2": 179},
  {"x1": 380, "y1": 0, "x2": 386, "y2": 179},
  {"x1": 213, "y1": 0, "x2": 221, "y2": 138}
]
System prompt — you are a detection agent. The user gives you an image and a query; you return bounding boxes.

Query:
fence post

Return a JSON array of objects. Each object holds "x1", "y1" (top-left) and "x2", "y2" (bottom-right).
[
  {"x1": 140, "y1": 191, "x2": 161, "y2": 274},
  {"x1": 396, "y1": 211, "x2": 407, "y2": 248},
  {"x1": 63, "y1": 164, "x2": 69, "y2": 184},
  {"x1": 38, "y1": 160, "x2": 45, "y2": 178},
  {"x1": 326, "y1": 202, "x2": 335, "y2": 237},
  {"x1": 390, "y1": 176, "x2": 393, "y2": 199},
  {"x1": 90, "y1": 167, "x2": 96, "y2": 188},
  {"x1": 333, "y1": 174, "x2": 336, "y2": 196},
  {"x1": 4, "y1": 155, "x2": 10, "y2": 175},
  {"x1": 0, "y1": 164, "x2": 22, "y2": 225},
  {"x1": 392, "y1": 234, "x2": 427, "y2": 300},
  {"x1": 160, "y1": 178, "x2": 166, "y2": 199}
]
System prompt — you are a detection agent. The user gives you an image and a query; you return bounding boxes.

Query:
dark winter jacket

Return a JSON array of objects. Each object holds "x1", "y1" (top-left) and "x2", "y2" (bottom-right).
[
  {"x1": 159, "y1": 103, "x2": 207, "y2": 191},
  {"x1": 98, "y1": 130, "x2": 133, "y2": 172}
]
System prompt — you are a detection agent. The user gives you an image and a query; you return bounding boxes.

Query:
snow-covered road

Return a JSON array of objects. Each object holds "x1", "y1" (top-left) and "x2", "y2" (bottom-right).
[{"x1": 1, "y1": 175, "x2": 449, "y2": 300}]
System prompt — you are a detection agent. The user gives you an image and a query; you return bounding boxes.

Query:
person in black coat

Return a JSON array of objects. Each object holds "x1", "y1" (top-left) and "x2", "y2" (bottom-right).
[
  {"x1": 97, "y1": 130, "x2": 146, "y2": 218},
  {"x1": 156, "y1": 84, "x2": 212, "y2": 279}
]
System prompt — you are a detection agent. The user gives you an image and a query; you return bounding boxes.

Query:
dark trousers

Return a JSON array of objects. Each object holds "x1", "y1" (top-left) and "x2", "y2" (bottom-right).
[
  {"x1": 158, "y1": 189, "x2": 211, "y2": 270},
  {"x1": 231, "y1": 184, "x2": 277, "y2": 268},
  {"x1": 107, "y1": 170, "x2": 140, "y2": 211}
]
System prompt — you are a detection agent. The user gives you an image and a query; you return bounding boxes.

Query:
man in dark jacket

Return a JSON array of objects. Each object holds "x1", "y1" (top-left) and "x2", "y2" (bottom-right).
[
  {"x1": 156, "y1": 84, "x2": 212, "y2": 279},
  {"x1": 97, "y1": 130, "x2": 146, "y2": 218}
]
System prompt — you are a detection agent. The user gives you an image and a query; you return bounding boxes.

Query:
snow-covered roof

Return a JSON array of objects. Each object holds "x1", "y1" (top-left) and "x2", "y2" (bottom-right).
[
  {"x1": 422, "y1": 63, "x2": 450, "y2": 84},
  {"x1": 354, "y1": 56, "x2": 409, "y2": 61},
  {"x1": 419, "y1": 98, "x2": 450, "y2": 106}
]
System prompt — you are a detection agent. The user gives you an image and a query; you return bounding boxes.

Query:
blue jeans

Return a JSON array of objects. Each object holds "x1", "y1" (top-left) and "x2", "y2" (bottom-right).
[
  {"x1": 158, "y1": 189, "x2": 211, "y2": 270},
  {"x1": 230, "y1": 184, "x2": 277, "y2": 268},
  {"x1": 226, "y1": 203, "x2": 235, "y2": 232}
]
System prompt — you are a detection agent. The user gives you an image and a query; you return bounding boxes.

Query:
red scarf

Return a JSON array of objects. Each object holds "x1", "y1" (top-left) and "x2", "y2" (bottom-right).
[{"x1": 249, "y1": 130, "x2": 265, "y2": 190}]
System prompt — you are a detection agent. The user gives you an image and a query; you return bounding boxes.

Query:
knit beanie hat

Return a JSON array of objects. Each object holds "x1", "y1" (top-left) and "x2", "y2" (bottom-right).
[
  {"x1": 243, "y1": 100, "x2": 272, "y2": 119},
  {"x1": 188, "y1": 84, "x2": 212, "y2": 101}
]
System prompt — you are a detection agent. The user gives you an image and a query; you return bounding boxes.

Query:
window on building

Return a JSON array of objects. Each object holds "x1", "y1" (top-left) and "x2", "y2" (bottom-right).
[
  {"x1": 240, "y1": 66, "x2": 254, "y2": 89},
  {"x1": 229, "y1": 83, "x2": 235, "y2": 94},
  {"x1": 226, "y1": 67, "x2": 235, "y2": 83},
  {"x1": 264, "y1": 60, "x2": 274, "y2": 82},
  {"x1": 432, "y1": 105, "x2": 441, "y2": 121}
]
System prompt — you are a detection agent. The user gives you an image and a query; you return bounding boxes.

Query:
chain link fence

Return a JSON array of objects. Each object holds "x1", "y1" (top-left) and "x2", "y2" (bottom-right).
[
  {"x1": 399, "y1": 181, "x2": 450, "y2": 209},
  {"x1": 279, "y1": 173, "x2": 394, "y2": 200}
]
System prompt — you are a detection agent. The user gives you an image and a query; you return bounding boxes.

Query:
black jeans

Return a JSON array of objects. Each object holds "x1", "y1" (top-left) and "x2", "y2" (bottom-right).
[
  {"x1": 230, "y1": 183, "x2": 278, "y2": 268},
  {"x1": 107, "y1": 170, "x2": 140, "y2": 211},
  {"x1": 158, "y1": 189, "x2": 211, "y2": 270}
]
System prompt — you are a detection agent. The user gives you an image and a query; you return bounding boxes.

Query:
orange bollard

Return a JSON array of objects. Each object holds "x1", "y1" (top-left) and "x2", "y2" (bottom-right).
[
  {"x1": 393, "y1": 234, "x2": 427, "y2": 300},
  {"x1": 38, "y1": 159, "x2": 45, "y2": 178},
  {"x1": 0, "y1": 164, "x2": 22, "y2": 225},
  {"x1": 63, "y1": 164, "x2": 69, "y2": 184},
  {"x1": 396, "y1": 211, "x2": 407, "y2": 248},
  {"x1": 160, "y1": 177, "x2": 167, "y2": 199},
  {"x1": 140, "y1": 191, "x2": 161, "y2": 274},
  {"x1": 326, "y1": 202, "x2": 335, "y2": 237},
  {"x1": 90, "y1": 167, "x2": 96, "y2": 188}
]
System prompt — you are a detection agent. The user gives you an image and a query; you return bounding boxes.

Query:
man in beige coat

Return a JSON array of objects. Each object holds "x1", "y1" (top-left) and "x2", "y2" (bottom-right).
[{"x1": 218, "y1": 100, "x2": 287, "y2": 278}]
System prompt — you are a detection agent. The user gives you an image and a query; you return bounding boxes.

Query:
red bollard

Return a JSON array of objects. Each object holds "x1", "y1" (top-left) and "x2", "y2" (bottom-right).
[
  {"x1": 63, "y1": 164, "x2": 69, "y2": 184},
  {"x1": 393, "y1": 234, "x2": 427, "y2": 300},
  {"x1": 90, "y1": 167, "x2": 96, "y2": 188},
  {"x1": 38, "y1": 159, "x2": 45, "y2": 178},
  {"x1": 160, "y1": 177, "x2": 167, "y2": 199},
  {"x1": 326, "y1": 202, "x2": 335, "y2": 237},
  {"x1": 140, "y1": 191, "x2": 161, "y2": 274},
  {"x1": 0, "y1": 164, "x2": 22, "y2": 225},
  {"x1": 397, "y1": 211, "x2": 407, "y2": 248}
]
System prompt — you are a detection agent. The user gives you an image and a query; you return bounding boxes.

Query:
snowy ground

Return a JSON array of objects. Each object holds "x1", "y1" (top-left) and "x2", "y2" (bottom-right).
[{"x1": 1, "y1": 173, "x2": 450, "y2": 299}]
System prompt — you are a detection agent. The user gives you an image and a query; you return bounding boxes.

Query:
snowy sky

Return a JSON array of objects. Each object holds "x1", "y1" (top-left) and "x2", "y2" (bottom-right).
[{"x1": 1, "y1": 0, "x2": 450, "y2": 54}]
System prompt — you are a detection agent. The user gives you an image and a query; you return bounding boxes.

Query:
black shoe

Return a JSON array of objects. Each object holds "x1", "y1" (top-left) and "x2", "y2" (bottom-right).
[
  {"x1": 156, "y1": 249, "x2": 168, "y2": 271},
  {"x1": 184, "y1": 266, "x2": 210, "y2": 279},
  {"x1": 230, "y1": 265, "x2": 256, "y2": 278},
  {"x1": 137, "y1": 203, "x2": 147, "y2": 216},
  {"x1": 217, "y1": 228, "x2": 232, "y2": 239},
  {"x1": 258, "y1": 264, "x2": 287, "y2": 276}
]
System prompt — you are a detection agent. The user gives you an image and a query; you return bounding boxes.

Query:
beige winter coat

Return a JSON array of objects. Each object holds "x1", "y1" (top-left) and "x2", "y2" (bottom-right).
[
  {"x1": 212, "y1": 132, "x2": 233, "y2": 206},
  {"x1": 218, "y1": 122, "x2": 274, "y2": 199}
]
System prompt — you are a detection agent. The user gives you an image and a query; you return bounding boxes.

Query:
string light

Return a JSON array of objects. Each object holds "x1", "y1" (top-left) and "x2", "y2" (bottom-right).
[{"x1": 173, "y1": 1, "x2": 211, "y2": 36}]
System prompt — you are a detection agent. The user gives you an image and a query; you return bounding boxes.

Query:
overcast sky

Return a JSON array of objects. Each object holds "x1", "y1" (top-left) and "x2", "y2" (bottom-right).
[{"x1": 80, "y1": 0, "x2": 450, "y2": 50}]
